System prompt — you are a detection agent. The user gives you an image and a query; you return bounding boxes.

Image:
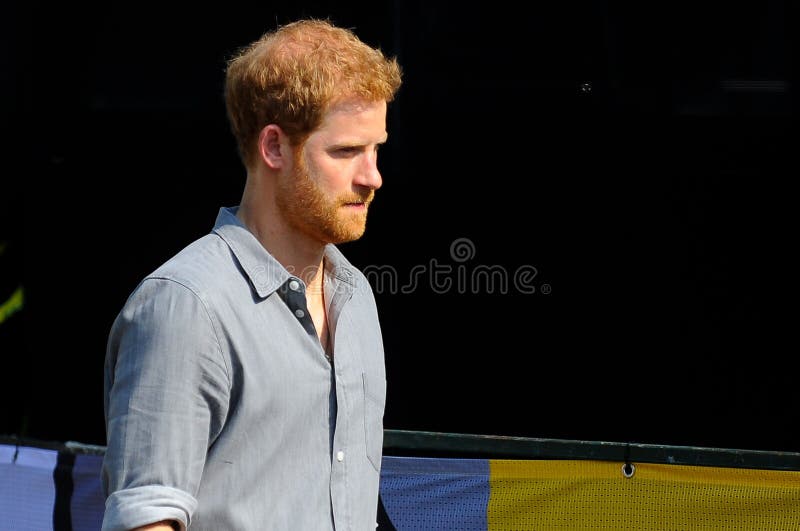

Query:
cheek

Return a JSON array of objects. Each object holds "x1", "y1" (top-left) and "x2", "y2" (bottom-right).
[{"x1": 307, "y1": 157, "x2": 352, "y2": 192}]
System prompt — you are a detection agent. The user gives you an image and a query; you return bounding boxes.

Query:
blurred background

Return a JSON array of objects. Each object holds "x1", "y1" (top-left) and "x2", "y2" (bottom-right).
[{"x1": 2, "y1": 1, "x2": 796, "y2": 451}]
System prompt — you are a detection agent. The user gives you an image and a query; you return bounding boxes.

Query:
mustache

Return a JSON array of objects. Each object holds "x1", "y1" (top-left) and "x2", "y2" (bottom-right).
[{"x1": 339, "y1": 191, "x2": 375, "y2": 205}]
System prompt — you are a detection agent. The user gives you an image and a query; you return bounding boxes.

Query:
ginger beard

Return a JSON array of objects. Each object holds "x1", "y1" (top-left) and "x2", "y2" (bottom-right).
[{"x1": 275, "y1": 148, "x2": 375, "y2": 245}]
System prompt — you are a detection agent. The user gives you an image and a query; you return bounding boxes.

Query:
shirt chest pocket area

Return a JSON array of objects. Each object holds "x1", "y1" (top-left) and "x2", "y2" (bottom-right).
[{"x1": 362, "y1": 373, "x2": 386, "y2": 471}]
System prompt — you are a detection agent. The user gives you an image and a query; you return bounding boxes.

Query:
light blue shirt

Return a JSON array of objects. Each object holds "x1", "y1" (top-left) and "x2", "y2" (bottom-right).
[{"x1": 102, "y1": 207, "x2": 386, "y2": 530}]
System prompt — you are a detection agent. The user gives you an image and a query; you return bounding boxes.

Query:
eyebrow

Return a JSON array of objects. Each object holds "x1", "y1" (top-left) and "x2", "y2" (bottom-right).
[{"x1": 331, "y1": 134, "x2": 388, "y2": 149}]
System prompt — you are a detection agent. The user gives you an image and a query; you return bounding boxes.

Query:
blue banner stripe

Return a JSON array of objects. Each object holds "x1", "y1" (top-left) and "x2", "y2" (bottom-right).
[
  {"x1": 0, "y1": 444, "x2": 59, "y2": 531},
  {"x1": 380, "y1": 456, "x2": 489, "y2": 530},
  {"x1": 71, "y1": 454, "x2": 105, "y2": 531}
]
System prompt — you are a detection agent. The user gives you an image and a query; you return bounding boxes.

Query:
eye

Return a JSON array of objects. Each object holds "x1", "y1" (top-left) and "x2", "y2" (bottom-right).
[{"x1": 331, "y1": 146, "x2": 360, "y2": 158}]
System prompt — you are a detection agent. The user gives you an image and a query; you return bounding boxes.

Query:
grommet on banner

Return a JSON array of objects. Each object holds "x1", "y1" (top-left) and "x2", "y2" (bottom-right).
[
  {"x1": 622, "y1": 462, "x2": 636, "y2": 478},
  {"x1": 622, "y1": 442, "x2": 635, "y2": 478}
]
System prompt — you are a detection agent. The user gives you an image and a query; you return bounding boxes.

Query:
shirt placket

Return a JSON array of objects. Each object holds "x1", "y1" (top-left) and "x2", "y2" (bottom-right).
[{"x1": 278, "y1": 277, "x2": 331, "y2": 364}]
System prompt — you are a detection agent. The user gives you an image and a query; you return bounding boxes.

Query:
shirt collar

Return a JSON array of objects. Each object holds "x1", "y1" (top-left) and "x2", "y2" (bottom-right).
[{"x1": 212, "y1": 206, "x2": 358, "y2": 299}]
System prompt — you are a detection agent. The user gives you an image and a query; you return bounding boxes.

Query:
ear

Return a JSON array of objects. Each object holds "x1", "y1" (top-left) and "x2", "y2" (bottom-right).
[{"x1": 257, "y1": 124, "x2": 289, "y2": 170}]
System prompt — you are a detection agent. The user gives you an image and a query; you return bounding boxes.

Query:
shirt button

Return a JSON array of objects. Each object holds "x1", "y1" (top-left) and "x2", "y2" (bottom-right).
[
  {"x1": 295, "y1": 309, "x2": 305, "y2": 319},
  {"x1": 289, "y1": 280, "x2": 300, "y2": 291},
  {"x1": 336, "y1": 451, "x2": 344, "y2": 462}
]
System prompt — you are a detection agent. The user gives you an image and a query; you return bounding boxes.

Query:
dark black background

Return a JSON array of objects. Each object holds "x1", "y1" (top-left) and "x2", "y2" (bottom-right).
[{"x1": 2, "y1": 1, "x2": 797, "y2": 452}]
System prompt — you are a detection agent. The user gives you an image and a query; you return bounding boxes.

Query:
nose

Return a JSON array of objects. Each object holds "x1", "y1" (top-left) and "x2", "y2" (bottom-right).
[{"x1": 354, "y1": 151, "x2": 383, "y2": 191}]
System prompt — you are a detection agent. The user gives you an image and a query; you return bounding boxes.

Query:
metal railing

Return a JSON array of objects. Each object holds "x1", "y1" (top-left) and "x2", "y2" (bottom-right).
[
  {"x1": 384, "y1": 429, "x2": 800, "y2": 471},
  {"x1": 4, "y1": 430, "x2": 800, "y2": 471}
]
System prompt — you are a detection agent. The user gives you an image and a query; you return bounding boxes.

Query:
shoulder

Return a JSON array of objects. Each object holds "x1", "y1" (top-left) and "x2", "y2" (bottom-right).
[
  {"x1": 109, "y1": 243, "x2": 230, "y2": 375},
  {"x1": 114, "y1": 232, "x2": 239, "y2": 328},
  {"x1": 145, "y1": 233, "x2": 236, "y2": 296}
]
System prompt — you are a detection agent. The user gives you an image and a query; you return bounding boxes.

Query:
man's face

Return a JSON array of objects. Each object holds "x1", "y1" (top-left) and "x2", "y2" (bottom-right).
[{"x1": 276, "y1": 99, "x2": 388, "y2": 244}]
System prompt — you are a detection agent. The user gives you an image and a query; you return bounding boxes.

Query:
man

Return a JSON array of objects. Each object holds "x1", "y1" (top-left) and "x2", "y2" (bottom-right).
[{"x1": 102, "y1": 19, "x2": 402, "y2": 530}]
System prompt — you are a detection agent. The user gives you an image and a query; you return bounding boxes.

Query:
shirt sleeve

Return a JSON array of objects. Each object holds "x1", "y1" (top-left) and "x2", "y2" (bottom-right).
[{"x1": 101, "y1": 277, "x2": 230, "y2": 531}]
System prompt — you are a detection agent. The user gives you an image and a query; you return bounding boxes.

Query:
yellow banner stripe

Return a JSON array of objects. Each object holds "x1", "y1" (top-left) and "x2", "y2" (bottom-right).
[{"x1": 488, "y1": 459, "x2": 800, "y2": 530}]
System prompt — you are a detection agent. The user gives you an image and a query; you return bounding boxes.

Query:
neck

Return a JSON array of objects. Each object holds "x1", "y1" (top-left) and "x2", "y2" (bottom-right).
[{"x1": 237, "y1": 174, "x2": 326, "y2": 295}]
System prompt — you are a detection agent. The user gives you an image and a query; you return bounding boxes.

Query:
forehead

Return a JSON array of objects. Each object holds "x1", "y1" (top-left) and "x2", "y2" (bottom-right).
[{"x1": 311, "y1": 99, "x2": 388, "y2": 141}]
